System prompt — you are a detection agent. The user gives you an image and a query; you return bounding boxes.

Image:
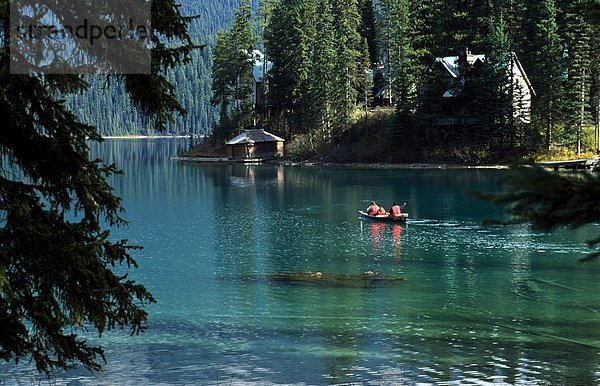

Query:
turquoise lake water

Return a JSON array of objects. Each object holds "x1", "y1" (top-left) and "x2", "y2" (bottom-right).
[{"x1": 4, "y1": 138, "x2": 600, "y2": 385}]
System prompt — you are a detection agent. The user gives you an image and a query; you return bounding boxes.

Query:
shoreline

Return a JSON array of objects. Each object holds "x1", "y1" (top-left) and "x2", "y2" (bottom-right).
[
  {"x1": 172, "y1": 156, "x2": 509, "y2": 169},
  {"x1": 173, "y1": 154, "x2": 600, "y2": 171},
  {"x1": 282, "y1": 161, "x2": 509, "y2": 169},
  {"x1": 102, "y1": 135, "x2": 190, "y2": 139}
]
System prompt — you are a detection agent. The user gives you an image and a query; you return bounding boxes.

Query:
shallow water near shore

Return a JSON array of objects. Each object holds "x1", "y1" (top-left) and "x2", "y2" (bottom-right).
[{"x1": 4, "y1": 138, "x2": 600, "y2": 385}]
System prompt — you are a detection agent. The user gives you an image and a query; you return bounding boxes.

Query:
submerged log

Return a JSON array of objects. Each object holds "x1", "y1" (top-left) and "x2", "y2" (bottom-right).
[{"x1": 231, "y1": 271, "x2": 406, "y2": 288}]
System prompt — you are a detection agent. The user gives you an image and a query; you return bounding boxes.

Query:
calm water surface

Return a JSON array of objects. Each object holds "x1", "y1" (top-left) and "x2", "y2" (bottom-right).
[{"x1": 5, "y1": 138, "x2": 600, "y2": 385}]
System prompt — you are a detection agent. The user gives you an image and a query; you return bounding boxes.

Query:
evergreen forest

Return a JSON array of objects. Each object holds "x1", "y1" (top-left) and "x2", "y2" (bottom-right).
[
  {"x1": 67, "y1": 0, "x2": 245, "y2": 136},
  {"x1": 209, "y1": 0, "x2": 600, "y2": 163}
]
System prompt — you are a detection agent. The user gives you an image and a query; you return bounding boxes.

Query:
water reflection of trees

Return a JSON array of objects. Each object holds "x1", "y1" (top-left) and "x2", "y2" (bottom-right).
[{"x1": 91, "y1": 138, "x2": 215, "y2": 201}]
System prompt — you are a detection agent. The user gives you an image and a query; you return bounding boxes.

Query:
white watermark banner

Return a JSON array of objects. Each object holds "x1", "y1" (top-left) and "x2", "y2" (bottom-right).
[{"x1": 10, "y1": 0, "x2": 152, "y2": 74}]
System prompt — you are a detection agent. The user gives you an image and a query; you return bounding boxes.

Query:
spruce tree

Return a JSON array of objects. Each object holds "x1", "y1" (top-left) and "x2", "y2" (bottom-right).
[
  {"x1": 210, "y1": 0, "x2": 255, "y2": 141},
  {"x1": 439, "y1": 0, "x2": 489, "y2": 55},
  {"x1": 358, "y1": 0, "x2": 379, "y2": 66},
  {"x1": 357, "y1": 37, "x2": 373, "y2": 116},
  {"x1": 264, "y1": 0, "x2": 294, "y2": 135},
  {"x1": 0, "y1": 0, "x2": 195, "y2": 374},
  {"x1": 559, "y1": 0, "x2": 592, "y2": 154},
  {"x1": 378, "y1": 0, "x2": 422, "y2": 157},
  {"x1": 256, "y1": 0, "x2": 276, "y2": 129},
  {"x1": 265, "y1": 0, "x2": 316, "y2": 138},
  {"x1": 228, "y1": 0, "x2": 255, "y2": 129},
  {"x1": 467, "y1": 14, "x2": 513, "y2": 155},
  {"x1": 393, "y1": 0, "x2": 416, "y2": 144},
  {"x1": 329, "y1": 0, "x2": 362, "y2": 137},
  {"x1": 306, "y1": 0, "x2": 336, "y2": 141},
  {"x1": 591, "y1": 16, "x2": 600, "y2": 152},
  {"x1": 211, "y1": 31, "x2": 233, "y2": 142},
  {"x1": 518, "y1": 0, "x2": 563, "y2": 150},
  {"x1": 377, "y1": 0, "x2": 403, "y2": 106}
]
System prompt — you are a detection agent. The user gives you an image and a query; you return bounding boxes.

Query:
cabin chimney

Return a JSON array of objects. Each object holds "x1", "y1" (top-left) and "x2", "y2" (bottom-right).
[{"x1": 465, "y1": 47, "x2": 475, "y2": 65}]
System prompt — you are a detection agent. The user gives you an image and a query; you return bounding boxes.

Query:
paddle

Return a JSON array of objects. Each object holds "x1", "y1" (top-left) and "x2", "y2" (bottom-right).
[{"x1": 398, "y1": 202, "x2": 408, "y2": 218}]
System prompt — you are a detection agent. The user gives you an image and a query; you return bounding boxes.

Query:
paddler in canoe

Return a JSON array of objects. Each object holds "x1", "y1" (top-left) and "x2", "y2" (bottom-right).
[
  {"x1": 360, "y1": 201, "x2": 407, "y2": 222},
  {"x1": 366, "y1": 201, "x2": 380, "y2": 215},
  {"x1": 389, "y1": 202, "x2": 402, "y2": 218},
  {"x1": 367, "y1": 201, "x2": 403, "y2": 218}
]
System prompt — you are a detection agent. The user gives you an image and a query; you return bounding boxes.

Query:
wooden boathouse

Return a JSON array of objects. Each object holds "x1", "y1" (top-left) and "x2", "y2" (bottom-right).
[{"x1": 225, "y1": 129, "x2": 285, "y2": 161}]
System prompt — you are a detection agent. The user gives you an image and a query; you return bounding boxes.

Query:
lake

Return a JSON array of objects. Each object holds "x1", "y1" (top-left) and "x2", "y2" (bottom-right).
[{"x1": 4, "y1": 138, "x2": 600, "y2": 385}]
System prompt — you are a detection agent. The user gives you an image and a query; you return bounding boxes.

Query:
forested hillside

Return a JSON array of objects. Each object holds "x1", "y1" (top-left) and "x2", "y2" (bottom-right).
[
  {"x1": 68, "y1": 0, "x2": 243, "y2": 136},
  {"x1": 210, "y1": 0, "x2": 600, "y2": 163}
]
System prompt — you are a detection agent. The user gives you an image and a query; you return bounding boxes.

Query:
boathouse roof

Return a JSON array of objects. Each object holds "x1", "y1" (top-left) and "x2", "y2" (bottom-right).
[{"x1": 225, "y1": 129, "x2": 285, "y2": 146}]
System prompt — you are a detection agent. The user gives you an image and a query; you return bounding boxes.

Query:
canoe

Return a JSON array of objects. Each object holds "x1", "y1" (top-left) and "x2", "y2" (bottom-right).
[{"x1": 358, "y1": 210, "x2": 408, "y2": 222}]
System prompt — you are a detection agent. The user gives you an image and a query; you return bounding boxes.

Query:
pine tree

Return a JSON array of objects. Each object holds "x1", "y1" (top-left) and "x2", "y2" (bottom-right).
[
  {"x1": 469, "y1": 14, "x2": 513, "y2": 154},
  {"x1": 357, "y1": 37, "x2": 373, "y2": 117},
  {"x1": 392, "y1": 0, "x2": 416, "y2": 136},
  {"x1": 210, "y1": 0, "x2": 255, "y2": 142},
  {"x1": 228, "y1": 0, "x2": 255, "y2": 124},
  {"x1": 438, "y1": 0, "x2": 489, "y2": 55},
  {"x1": 591, "y1": 15, "x2": 600, "y2": 152},
  {"x1": 265, "y1": 0, "x2": 316, "y2": 138},
  {"x1": 407, "y1": 0, "x2": 445, "y2": 151},
  {"x1": 257, "y1": 0, "x2": 276, "y2": 51},
  {"x1": 518, "y1": 0, "x2": 564, "y2": 150},
  {"x1": 559, "y1": 0, "x2": 592, "y2": 154},
  {"x1": 211, "y1": 31, "x2": 233, "y2": 142},
  {"x1": 0, "y1": 0, "x2": 195, "y2": 374},
  {"x1": 358, "y1": 0, "x2": 379, "y2": 66},
  {"x1": 256, "y1": 0, "x2": 276, "y2": 129},
  {"x1": 329, "y1": 0, "x2": 362, "y2": 137},
  {"x1": 377, "y1": 0, "x2": 400, "y2": 106},
  {"x1": 306, "y1": 0, "x2": 336, "y2": 140},
  {"x1": 378, "y1": 0, "x2": 422, "y2": 156}
]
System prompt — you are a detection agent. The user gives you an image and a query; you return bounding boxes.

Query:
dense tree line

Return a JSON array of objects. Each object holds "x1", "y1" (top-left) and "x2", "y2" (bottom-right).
[
  {"x1": 67, "y1": 0, "x2": 243, "y2": 137},
  {"x1": 211, "y1": 0, "x2": 599, "y2": 162}
]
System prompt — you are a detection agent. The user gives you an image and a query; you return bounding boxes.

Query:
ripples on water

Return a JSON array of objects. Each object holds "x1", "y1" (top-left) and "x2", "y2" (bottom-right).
[{"x1": 3, "y1": 139, "x2": 600, "y2": 385}]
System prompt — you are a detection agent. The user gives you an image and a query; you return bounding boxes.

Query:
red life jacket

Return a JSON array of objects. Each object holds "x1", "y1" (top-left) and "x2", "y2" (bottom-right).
[
  {"x1": 367, "y1": 204, "x2": 379, "y2": 215},
  {"x1": 377, "y1": 208, "x2": 387, "y2": 215},
  {"x1": 390, "y1": 205, "x2": 401, "y2": 217}
]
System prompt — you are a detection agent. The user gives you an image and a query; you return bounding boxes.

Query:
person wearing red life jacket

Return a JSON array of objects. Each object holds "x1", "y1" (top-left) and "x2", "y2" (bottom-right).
[
  {"x1": 390, "y1": 202, "x2": 402, "y2": 217},
  {"x1": 366, "y1": 201, "x2": 379, "y2": 215},
  {"x1": 377, "y1": 206, "x2": 388, "y2": 216}
]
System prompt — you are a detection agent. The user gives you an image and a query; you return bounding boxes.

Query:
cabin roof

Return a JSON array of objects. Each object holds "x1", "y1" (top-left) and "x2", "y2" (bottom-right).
[
  {"x1": 225, "y1": 129, "x2": 285, "y2": 145},
  {"x1": 435, "y1": 54, "x2": 486, "y2": 78},
  {"x1": 435, "y1": 52, "x2": 535, "y2": 97}
]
